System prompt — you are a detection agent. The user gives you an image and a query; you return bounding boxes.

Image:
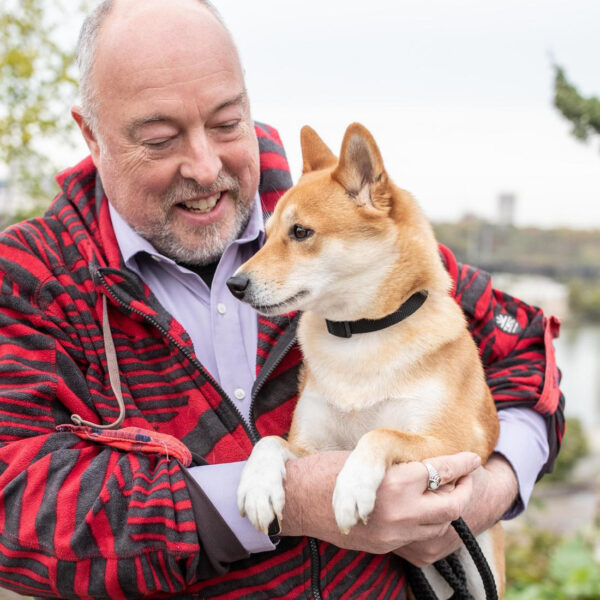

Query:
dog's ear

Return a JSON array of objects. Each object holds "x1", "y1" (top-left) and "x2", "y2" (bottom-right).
[
  {"x1": 332, "y1": 123, "x2": 391, "y2": 211},
  {"x1": 301, "y1": 126, "x2": 337, "y2": 174}
]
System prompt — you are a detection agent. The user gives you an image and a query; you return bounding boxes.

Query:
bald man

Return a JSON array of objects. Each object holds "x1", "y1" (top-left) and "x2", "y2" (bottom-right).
[{"x1": 0, "y1": 0, "x2": 562, "y2": 598}]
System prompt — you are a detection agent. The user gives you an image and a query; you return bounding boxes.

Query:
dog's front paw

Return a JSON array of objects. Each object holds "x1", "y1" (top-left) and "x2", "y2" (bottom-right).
[
  {"x1": 237, "y1": 437, "x2": 289, "y2": 534},
  {"x1": 332, "y1": 454, "x2": 385, "y2": 534}
]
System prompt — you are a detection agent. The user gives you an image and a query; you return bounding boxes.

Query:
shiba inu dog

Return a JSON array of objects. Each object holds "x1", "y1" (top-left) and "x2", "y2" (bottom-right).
[{"x1": 230, "y1": 123, "x2": 504, "y2": 599}]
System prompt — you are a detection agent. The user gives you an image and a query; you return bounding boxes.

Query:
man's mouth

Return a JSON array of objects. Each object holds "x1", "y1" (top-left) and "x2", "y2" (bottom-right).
[{"x1": 179, "y1": 192, "x2": 222, "y2": 214}]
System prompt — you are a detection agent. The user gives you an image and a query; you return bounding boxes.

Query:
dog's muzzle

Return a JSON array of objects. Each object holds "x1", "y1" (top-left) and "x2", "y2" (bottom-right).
[{"x1": 227, "y1": 273, "x2": 250, "y2": 300}]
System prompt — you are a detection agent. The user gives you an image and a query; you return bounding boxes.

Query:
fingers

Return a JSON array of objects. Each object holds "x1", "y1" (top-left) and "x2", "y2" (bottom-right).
[
  {"x1": 420, "y1": 452, "x2": 481, "y2": 491},
  {"x1": 418, "y1": 470, "x2": 475, "y2": 527}
]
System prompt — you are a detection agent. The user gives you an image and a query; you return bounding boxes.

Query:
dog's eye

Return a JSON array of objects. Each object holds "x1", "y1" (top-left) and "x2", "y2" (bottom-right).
[{"x1": 290, "y1": 224, "x2": 314, "y2": 241}]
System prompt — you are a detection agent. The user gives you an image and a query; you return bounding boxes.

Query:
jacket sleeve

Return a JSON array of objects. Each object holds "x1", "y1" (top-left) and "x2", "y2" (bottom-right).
[
  {"x1": 440, "y1": 244, "x2": 565, "y2": 478},
  {"x1": 0, "y1": 273, "x2": 246, "y2": 598}
]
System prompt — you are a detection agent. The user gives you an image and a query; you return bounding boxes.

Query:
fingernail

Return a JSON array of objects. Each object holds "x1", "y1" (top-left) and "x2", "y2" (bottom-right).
[{"x1": 472, "y1": 454, "x2": 482, "y2": 468}]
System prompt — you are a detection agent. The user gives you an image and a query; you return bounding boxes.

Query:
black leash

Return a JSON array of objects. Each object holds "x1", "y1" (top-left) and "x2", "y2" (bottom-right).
[{"x1": 405, "y1": 518, "x2": 498, "y2": 600}]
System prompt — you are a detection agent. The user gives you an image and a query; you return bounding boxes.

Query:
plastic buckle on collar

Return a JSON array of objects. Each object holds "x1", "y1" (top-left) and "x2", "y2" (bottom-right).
[{"x1": 326, "y1": 320, "x2": 353, "y2": 338}]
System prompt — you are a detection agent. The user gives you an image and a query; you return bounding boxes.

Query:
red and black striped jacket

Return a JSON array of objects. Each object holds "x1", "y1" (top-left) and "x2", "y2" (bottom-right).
[{"x1": 0, "y1": 123, "x2": 563, "y2": 599}]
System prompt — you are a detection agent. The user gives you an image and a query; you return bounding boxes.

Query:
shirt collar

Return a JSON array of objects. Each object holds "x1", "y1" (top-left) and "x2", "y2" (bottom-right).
[{"x1": 108, "y1": 192, "x2": 265, "y2": 271}]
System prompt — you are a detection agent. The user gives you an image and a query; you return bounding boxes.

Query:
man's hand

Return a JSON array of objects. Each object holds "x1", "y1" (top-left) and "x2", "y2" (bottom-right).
[
  {"x1": 394, "y1": 453, "x2": 518, "y2": 567},
  {"x1": 280, "y1": 450, "x2": 481, "y2": 555}
]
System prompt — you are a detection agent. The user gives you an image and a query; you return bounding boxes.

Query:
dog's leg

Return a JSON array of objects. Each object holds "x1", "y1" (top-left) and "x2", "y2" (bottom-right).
[
  {"x1": 237, "y1": 436, "x2": 300, "y2": 534},
  {"x1": 332, "y1": 428, "x2": 448, "y2": 533}
]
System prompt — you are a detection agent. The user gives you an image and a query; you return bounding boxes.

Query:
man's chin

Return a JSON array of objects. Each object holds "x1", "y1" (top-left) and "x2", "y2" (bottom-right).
[
  {"x1": 137, "y1": 198, "x2": 254, "y2": 265},
  {"x1": 153, "y1": 223, "x2": 242, "y2": 265}
]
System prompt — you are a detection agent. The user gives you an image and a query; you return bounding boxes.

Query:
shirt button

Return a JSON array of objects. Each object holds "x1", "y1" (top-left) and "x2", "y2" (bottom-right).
[
  {"x1": 234, "y1": 388, "x2": 246, "y2": 401},
  {"x1": 217, "y1": 303, "x2": 227, "y2": 315},
  {"x1": 151, "y1": 255, "x2": 162, "y2": 262}
]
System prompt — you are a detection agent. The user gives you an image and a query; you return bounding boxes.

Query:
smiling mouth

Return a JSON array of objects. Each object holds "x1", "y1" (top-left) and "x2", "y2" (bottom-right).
[
  {"x1": 179, "y1": 192, "x2": 223, "y2": 214},
  {"x1": 251, "y1": 290, "x2": 309, "y2": 313}
]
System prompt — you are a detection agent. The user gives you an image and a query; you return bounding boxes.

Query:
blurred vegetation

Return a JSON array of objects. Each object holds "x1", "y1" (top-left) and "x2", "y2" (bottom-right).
[
  {"x1": 0, "y1": 202, "x2": 48, "y2": 231},
  {"x1": 506, "y1": 530, "x2": 600, "y2": 599},
  {"x1": 0, "y1": 0, "x2": 86, "y2": 206},
  {"x1": 554, "y1": 64, "x2": 600, "y2": 148},
  {"x1": 505, "y1": 416, "x2": 599, "y2": 598},
  {"x1": 544, "y1": 417, "x2": 590, "y2": 484},
  {"x1": 568, "y1": 278, "x2": 600, "y2": 323},
  {"x1": 434, "y1": 220, "x2": 600, "y2": 279},
  {"x1": 434, "y1": 219, "x2": 600, "y2": 322}
]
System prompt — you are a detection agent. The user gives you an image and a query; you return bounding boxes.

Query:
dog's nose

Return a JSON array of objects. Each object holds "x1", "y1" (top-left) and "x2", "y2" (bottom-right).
[{"x1": 226, "y1": 274, "x2": 250, "y2": 300}]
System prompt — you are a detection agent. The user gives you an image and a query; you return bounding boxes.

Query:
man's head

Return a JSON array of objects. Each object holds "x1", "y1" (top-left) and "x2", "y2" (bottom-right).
[{"x1": 72, "y1": 0, "x2": 260, "y2": 265}]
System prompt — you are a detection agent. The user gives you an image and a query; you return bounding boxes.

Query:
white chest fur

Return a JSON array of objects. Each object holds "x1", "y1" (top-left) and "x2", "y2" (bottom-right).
[
  {"x1": 293, "y1": 367, "x2": 447, "y2": 452},
  {"x1": 292, "y1": 296, "x2": 464, "y2": 452}
]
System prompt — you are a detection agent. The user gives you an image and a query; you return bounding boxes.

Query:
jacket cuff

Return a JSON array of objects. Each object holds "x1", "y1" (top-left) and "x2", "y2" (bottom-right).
[
  {"x1": 186, "y1": 461, "x2": 276, "y2": 554},
  {"x1": 495, "y1": 407, "x2": 550, "y2": 519},
  {"x1": 181, "y1": 466, "x2": 251, "y2": 578}
]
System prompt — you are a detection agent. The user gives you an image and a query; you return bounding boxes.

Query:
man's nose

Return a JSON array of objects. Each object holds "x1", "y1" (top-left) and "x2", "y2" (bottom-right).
[{"x1": 179, "y1": 131, "x2": 223, "y2": 184}]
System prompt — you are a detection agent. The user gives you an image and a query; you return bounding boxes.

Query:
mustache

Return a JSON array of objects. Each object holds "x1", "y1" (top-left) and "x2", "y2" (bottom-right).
[{"x1": 165, "y1": 172, "x2": 240, "y2": 204}]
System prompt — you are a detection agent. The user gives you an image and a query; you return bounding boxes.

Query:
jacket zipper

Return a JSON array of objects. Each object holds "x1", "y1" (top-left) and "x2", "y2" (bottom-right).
[
  {"x1": 97, "y1": 272, "x2": 257, "y2": 443},
  {"x1": 99, "y1": 275, "x2": 323, "y2": 598},
  {"x1": 309, "y1": 538, "x2": 322, "y2": 600},
  {"x1": 249, "y1": 327, "x2": 298, "y2": 425}
]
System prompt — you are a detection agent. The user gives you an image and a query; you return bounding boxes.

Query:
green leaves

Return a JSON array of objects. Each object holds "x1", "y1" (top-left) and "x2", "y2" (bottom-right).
[
  {"x1": 506, "y1": 531, "x2": 600, "y2": 599},
  {"x1": 0, "y1": 0, "x2": 85, "y2": 205},
  {"x1": 554, "y1": 64, "x2": 600, "y2": 147}
]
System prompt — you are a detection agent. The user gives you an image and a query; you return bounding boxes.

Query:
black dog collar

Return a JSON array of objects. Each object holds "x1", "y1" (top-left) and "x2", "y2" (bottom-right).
[{"x1": 325, "y1": 291, "x2": 428, "y2": 338}]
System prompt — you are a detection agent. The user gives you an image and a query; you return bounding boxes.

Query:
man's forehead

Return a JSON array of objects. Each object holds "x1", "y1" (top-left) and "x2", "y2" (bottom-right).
[
  {"x1": 95, "y1": 1, "x2": 237, "y2": 81},
  {"x1": 92, "y1": 0, "x2": 245, "y2": 125}
]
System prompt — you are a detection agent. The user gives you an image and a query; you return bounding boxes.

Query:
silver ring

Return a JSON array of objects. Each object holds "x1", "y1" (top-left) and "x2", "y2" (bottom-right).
[{"x1": 423, "y1": 462, "x2": 442, "y2": 491}]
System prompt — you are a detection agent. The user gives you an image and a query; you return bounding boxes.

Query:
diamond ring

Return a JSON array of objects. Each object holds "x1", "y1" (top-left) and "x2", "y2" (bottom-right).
[{"x1": 423, "y1": 461, "x2": 442, "y2": 491}]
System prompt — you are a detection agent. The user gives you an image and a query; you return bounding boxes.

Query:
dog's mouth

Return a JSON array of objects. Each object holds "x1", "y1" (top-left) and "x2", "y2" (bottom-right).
[{"x1": 250, "y1": 290, "x2": 309, "y2": 315}]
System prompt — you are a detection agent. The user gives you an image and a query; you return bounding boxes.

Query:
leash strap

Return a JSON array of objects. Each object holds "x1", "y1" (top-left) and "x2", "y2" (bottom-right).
[
  {"x1": 70, "y1": 294, "x2": 126, "y2": 429},
  {"x1": 451, "y1": 517, "x2": 498, "y2": 600},
  {"x1": 325, "y1": 291, "x2": 428, "y2": 338},
  {"x1": 405, "y1": 518, "x2": 498, "y2": 600}
]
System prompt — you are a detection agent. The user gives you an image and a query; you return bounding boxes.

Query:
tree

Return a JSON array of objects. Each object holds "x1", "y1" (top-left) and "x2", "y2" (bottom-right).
[
  {"x1": 553, "y1": 64, "x2": 600, "y2": 147},
  {"x1": 0, "y1": 0, "x2": 86, "y2": 209}
]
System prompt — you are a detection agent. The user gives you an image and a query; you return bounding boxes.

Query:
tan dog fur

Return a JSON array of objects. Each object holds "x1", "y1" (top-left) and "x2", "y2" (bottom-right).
[{"x1": 235, "y1": 123, "x2": 504, "y2": 599}]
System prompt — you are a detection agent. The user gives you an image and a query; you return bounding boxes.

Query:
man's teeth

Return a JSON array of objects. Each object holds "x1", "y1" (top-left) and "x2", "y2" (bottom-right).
[{"x1": 181, "y1": 193, "x2": 221, "y2": 214}]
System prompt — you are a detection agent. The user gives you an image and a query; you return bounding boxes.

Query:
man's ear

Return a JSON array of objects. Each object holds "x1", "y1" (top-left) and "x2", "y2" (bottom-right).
[
  {"x1": 300, "y1": 125, "x2": 337, "y2": 174},
  {"x1": 71, "y1": 105, "x2": 102, "y2": 163}
]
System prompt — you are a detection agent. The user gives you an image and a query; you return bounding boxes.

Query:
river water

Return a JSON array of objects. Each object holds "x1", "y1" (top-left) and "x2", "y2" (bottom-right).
[{"x1": 554, "y1": 324, "x2": 600, "y2": 436}]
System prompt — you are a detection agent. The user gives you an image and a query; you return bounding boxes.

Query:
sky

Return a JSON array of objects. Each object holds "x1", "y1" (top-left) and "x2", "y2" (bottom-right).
[
  {"x1": 209, "y1": 0, "x2": 600, "y2": 229},
  {"x1": 59, "y1": 0, "x2": 600, "y2": 229}
]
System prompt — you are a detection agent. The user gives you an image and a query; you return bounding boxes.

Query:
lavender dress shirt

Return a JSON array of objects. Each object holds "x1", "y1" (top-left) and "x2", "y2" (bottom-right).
[{"x1": 109, "y1": 198, "x2": 549, "y2": 554}]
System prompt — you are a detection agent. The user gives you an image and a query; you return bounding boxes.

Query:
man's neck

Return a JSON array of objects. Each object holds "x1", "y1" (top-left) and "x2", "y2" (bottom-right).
[{"x1": 178, "y1": 260, "x2": 220, "y2": 288}]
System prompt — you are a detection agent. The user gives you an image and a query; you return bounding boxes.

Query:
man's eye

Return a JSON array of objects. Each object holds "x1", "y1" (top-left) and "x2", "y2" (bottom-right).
[
  {"x1": 290, "y1": 224, "x2": 314, "y2": 240},
  {"x1": 217, "y1": 120, "x2": 240, "y2": 132},
  {"x1": 143, "y1": 138, "x2": 173, "y2": 149}
]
